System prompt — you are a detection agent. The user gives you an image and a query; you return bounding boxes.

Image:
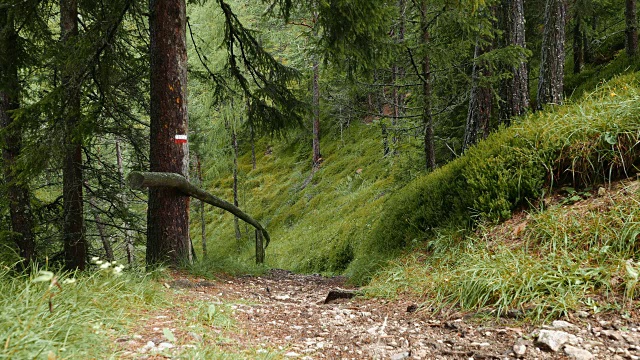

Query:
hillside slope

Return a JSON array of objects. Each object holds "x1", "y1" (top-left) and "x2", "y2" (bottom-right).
[{"x1": 193, "y1": 72, "x2": 640, "y2": 290}]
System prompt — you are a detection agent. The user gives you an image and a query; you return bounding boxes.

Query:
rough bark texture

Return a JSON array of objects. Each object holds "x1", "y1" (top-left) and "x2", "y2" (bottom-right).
[
  {"x1": 61, "y1": 0, "x2": 86, "y2": 270},
  {"x1": 148, "y1": 0, "x2": 190, "y2": 267},
  {"x1": 128, "y1": 171, "x2": 270, "y2": 257},
  {"x1": 421, "y1": 1, "x2": 436, "y2": 171},
  {"x1": 626, "y1": 0, "x2": 638, "y2": 57},
  {"x1": 537, "y1": 0, "x2": 566, "y2": 110},
  {"x1": 463, "y1": 41, "x2": 493, "y2": 151},
  {"x1": 392, "y1": 0, "x2": 406, "y2": 151},
  {"x1": 499, "y1": 0, "x2": 529, "y2": 124},
  {"x1": 0, "y1": 9, "x2": 36, "y2": 265}
]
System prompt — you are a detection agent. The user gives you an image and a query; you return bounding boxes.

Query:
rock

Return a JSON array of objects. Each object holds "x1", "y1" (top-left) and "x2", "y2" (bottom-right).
[
  {"x1": 156, "y1": 342, "x2": 174, "y2": 351},
  {"x1": 513, "y1": 343, "x2": 527, "y2": 357},
  {"x1": 577, "y1": 311, "x2": 590, "y2": 318},
  {"x1": 537, "y1": 330, "x2": 579, "y2": 352},
  {"x1": 602, "y1": 330, "x2": 624, "y2": 342},
  {"x1": 553, "y1": 320, "x2": 576, "y2": 329},
  {"x1": 284, "y1": 351, "x2": 300, "y2": 357},
  {"x1": 390, "y1": 352, "x2": 410, "y2": 360},
  {"x1": 564, "y1": 345, "x2": 594, "y2": 360}
]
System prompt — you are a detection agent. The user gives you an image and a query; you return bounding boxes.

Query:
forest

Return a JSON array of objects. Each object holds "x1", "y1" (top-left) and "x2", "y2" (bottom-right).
[{"x1": 1, "y1": 0, "x2": 640, "y2": 358}]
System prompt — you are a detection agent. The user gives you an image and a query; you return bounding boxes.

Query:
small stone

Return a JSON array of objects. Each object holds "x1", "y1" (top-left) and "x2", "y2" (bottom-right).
[
  {"x1": 537, "y1": 330, "x2": 579, "y2": 352},
  {"x1": 577, "y1": 311, "x2": 590, "y2": 318},
  {"x1": 513, "y1": 343, "x2": 527, "y2": 357},
  {"x1": 603, "y1": 330, "x2": 625, "y2": 342},
  {"x1": 564, "y1": 345, "x2": 594, "y2": 360},
  {"x1": 553, "y1": 320, "x2": 576, "y2": 329},
  {"x1": 156, "y1": 342, "x2": 174, "y2": 351},
  {"x1": 284, "y1": 351, "x2": 300, "y2": 357}
]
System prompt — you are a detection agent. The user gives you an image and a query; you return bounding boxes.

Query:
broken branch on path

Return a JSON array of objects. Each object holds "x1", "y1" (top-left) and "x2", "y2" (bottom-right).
[{"x1": 127, "y1": 171, "x2": 270, "y2": 261}]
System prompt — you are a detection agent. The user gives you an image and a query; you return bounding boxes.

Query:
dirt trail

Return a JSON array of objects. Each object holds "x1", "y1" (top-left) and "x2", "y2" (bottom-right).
[{"x1": 117, "y1": 269, "x2": 640, "y2": 359}]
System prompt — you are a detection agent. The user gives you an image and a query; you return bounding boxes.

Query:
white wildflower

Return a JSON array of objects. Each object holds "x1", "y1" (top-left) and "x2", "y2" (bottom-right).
[
  {"x1": 62, "y1": 278, "x2": 76, "y2": 284},
  {"x1": 99, "y1": 262, "x2": 111, "y2": 269}
]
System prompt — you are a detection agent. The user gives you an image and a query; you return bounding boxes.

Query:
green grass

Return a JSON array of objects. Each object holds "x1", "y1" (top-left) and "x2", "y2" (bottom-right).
[
  {"x1": 191, "y1": 123, "x2": 398, "y2": 276},
  {"x1": 0, "y1": 264, "x2": 167, "y2": 359},
  {"x1": 366, "y1": 180, "x2": 640, "y2": 320}
]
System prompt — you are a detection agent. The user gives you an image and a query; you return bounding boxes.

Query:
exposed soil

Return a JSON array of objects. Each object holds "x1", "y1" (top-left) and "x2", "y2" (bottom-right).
[{"x1": 115, "y1": 268, "x2": 640, "y2": 359}]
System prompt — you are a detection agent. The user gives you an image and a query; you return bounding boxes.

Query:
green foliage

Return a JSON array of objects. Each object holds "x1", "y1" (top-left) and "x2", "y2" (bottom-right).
[
  {"x1": 367, "y1": 179, "x2": 640, "y2": 320},
  {"x1": 0, "y1": 265, "x2": 166, "y2": 358},
  {"x1": 363, "y1": 72, "x2": 640, "y2": 277}
]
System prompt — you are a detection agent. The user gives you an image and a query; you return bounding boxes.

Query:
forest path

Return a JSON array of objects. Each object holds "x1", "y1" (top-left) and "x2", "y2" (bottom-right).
[{"x1": 114, "y1": 269, "x2": 638, "y2": 359}]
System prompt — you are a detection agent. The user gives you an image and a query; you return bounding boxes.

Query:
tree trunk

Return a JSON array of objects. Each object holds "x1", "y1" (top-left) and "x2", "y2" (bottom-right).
[
  {"x1": 128, "y1": 171, "x2": 270, "y2": 256},
  {"x1": 537, "y1": 0, "x2": 566, "y2": 110},
  {"x1": 196, "y1": 156, "x2": 206, "y2": 258},
  {"x1": 499, "y1": 0, "x2": 529, "y2": 124},
  {"x1": 250, "y1": 123, "x2": 256, "y2": 170},
  {"x1": 232, "y1": 126, "x2": 241, "y2": 240},
  {"x1": 392, "y1": 0, "x2": 406, "y2": 151},
  {"x1": 148, "y1": 0, "x2": 190, "y2": 267},
  {"x1": 420, "y1": 1, "x2": 436, "y2": 171},
  {"x1": 116, "y1": 141, "x2": 135, "y2": 264},
  {"x1": 61, "y1": 0, "x2": 86, "y2": 270},
  {"x1": 463, "y1": 41, "x2": 493, "y2": 151},
  {"x1": 626, "y1": 0, "x2": 638, "y2": 57},
  {"x1": 573, "y1": 14, "x2": 584, "y2": 74},
  {"x1": 312, "y1": 58, "x2": 321, "y2": 166},
  {"x1": 0, "y1": 9, "x2": 36, "y2": 266},
  {"x1": 88, "y1": 196, "x2": 114, "y2": 262}
]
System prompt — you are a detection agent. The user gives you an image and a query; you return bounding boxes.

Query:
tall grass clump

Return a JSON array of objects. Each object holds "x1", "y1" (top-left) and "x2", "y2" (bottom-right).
[
  {"x1": 357, "y1": 73, "x2": 640, "y2": 283},
  {"x1": 367, "y1": 180, "x2": 640, "y2": 320},
  {"x1": 0, "y1": 263, "x2": 166, "y2": 359}
]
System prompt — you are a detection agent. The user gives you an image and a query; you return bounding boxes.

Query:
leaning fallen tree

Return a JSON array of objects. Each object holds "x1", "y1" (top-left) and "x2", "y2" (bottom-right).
[{"x1": 127, "y1": 171, "x2": 268, "y2": 263}]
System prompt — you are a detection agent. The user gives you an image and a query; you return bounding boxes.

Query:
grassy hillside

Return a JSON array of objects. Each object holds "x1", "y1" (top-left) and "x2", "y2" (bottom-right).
[{"x1": 193, "y1": 71, "x2": 640, "y2": 294}]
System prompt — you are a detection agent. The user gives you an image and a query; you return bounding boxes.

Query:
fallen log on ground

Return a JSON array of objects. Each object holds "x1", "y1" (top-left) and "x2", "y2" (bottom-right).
[{"x1": 127, "y1": 171, "x2": 270, "y2": 259}]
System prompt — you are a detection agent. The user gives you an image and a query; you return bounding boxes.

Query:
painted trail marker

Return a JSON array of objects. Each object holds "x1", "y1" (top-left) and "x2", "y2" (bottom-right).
[{"x1": 175, "y1": 134, "x2": 187, "y2": 144}]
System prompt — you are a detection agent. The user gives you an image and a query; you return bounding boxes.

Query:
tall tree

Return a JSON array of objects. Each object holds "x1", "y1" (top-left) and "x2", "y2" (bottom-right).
[
  {"x1": 0, "y1": 6, "x2": 36, "y2": 266},
  {"x1": 60, "y1": 0, "x2": 86, "y2": 270},
  {"x1": 147, "y1": 0, "x2": 191, "y2": 266},
  {"x1": 463, "y1": 38, "x2": 493, "y2": 151},
  {"x1": 420, "y1": 0, "x2": 436, "y2": 170},
  {"x1": 499, "y1": 0, "x2": 529, "y2": 123},
  {"x1": 626, "y1": 0, "x2": 638, "y2": 56},
  {"x1": 537, "y1": 0, "x2": 566, "y2": 109}
]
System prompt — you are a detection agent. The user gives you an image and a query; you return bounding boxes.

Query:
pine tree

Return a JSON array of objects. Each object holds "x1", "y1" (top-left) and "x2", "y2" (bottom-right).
[
  {"x1": 499, "y1": 0, "x2": 529, "y2": 123},
  {"x1": 0, "y1": 6, "x2": 36, "y2": 266},
  {"x1": 537, "y1": 0, "x2": 567, "y2": 109},
  {"x1": 626, "y1": 0, "x2": 638, "y2": 56},
  {"x1": 147, "y1": 0, "x2": 191, "y2": 267},
  {"x1": 60, "y1": 0, "x2": 87, "y2": 270}
]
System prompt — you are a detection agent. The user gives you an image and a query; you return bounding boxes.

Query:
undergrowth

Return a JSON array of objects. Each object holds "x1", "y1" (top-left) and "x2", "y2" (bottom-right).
[
  {"x1": 0, "y1": 264, "x2": 166, "y2": 359},
  {"x1": 356, "y1": 72, "x2": 640, "y2": 283},
  {"x1": 366, "y1": 180, "x2": 640, "y2": 320}
]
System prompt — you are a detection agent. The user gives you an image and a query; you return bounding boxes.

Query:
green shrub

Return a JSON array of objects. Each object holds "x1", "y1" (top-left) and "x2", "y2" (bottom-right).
[{"x1": 364, "y1": 73, "x2": 640, "y2": 266}]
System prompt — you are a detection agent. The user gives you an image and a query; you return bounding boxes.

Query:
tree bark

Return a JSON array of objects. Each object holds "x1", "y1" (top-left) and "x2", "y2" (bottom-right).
[
  {"x1": 128, "y1": 171, "x2": 270, "y2": 253},
  {"x1": 626, "y1": 0, "x2": 638, "y2": 57},
  {"x1": 392, "y1": 0, "x2": 406, "y2": 151},
  {"x1": 0, "y1": 8, "x2": 36, "y2": 266},
  {"x1": 420, "y1": 1, "x2": 436, "y2": 171},
  {"x1": 148, "y1": 0, "x2": 190, "y2": 267},
  {"x1": 499, "y1": 0, "x2": 529, "y2": 124},
  {"x1": 61, "y1": 0, "x2": 86, "y2": 270},
  {"x1": 537, "y1": 0, "x2": 566, "y2": 110},
  {"x1": 463, "y1": 40, "x2": 493, "y2": 151}
]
